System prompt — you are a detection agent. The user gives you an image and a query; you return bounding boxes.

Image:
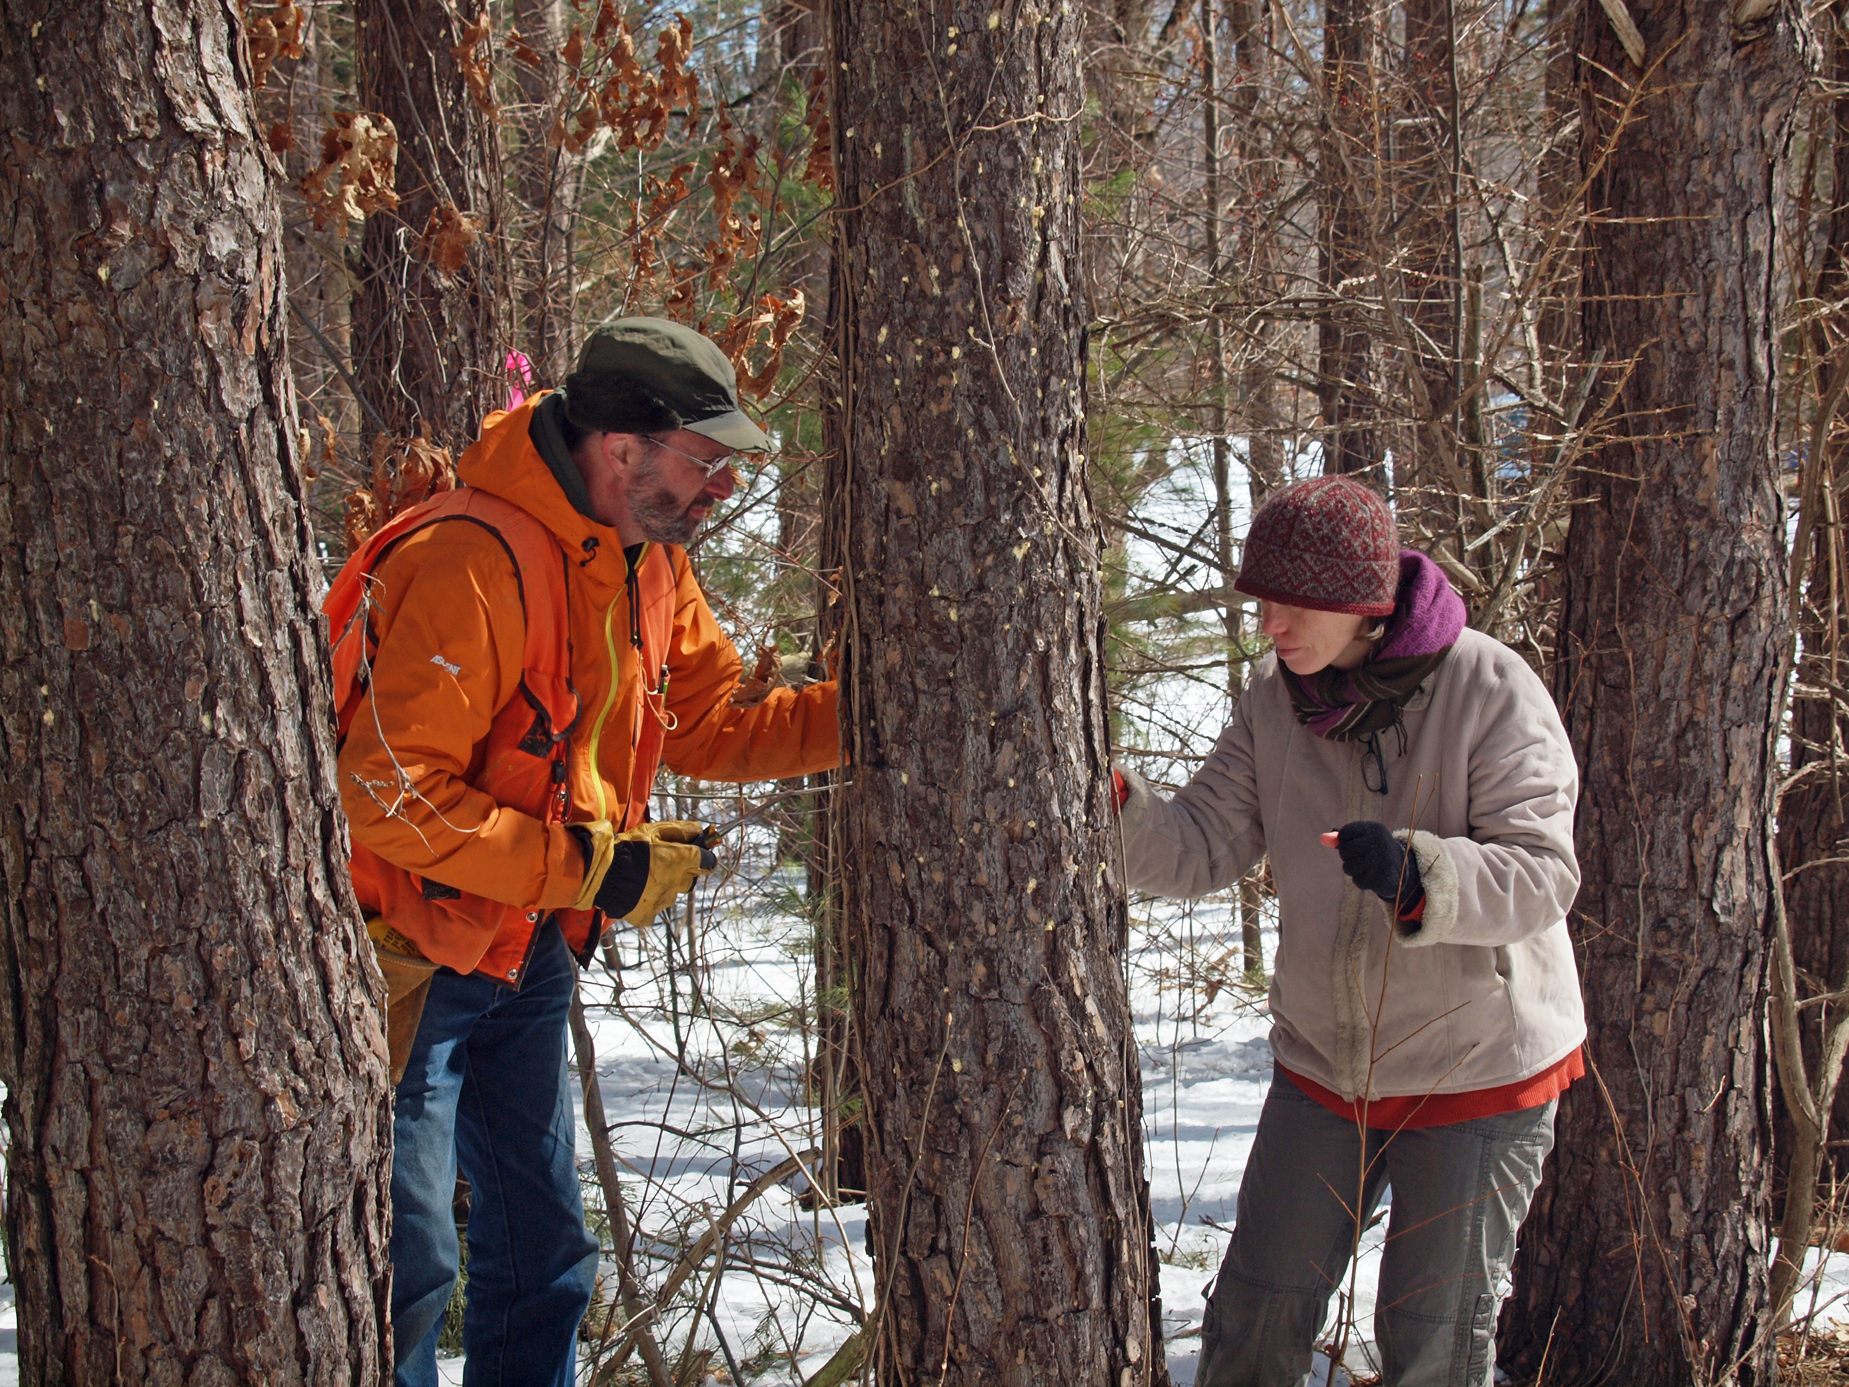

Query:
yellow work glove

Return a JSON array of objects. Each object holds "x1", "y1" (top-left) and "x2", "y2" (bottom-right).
[{"x1": 570, "y1": 820, "x2": 718, "y2": 924}]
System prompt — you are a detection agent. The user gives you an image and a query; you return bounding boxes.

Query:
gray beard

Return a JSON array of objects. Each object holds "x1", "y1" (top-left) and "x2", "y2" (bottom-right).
[{"x1": 628, "y1": 452, "x2": 700, "y2": 545}]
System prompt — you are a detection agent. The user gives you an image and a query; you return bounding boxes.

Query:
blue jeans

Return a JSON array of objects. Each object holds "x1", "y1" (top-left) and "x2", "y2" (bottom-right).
[
  {"x1": 1197, "y1": 1068, "x2": 1557, "y2": 1387},
  {"x1": 390, "y1": 921, "x2": 600, "y2": 1387}
]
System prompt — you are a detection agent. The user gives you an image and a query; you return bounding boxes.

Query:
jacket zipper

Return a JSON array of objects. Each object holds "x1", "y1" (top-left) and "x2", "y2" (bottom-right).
[{"x1": 585, "y1": 541, "x2": 648, "y2": 824}]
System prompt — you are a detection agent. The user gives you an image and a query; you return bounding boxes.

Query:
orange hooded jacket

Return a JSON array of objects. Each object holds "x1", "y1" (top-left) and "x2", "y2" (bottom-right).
[{"x1": 333, "y1": 393, "x2": 841, "y2": 984}]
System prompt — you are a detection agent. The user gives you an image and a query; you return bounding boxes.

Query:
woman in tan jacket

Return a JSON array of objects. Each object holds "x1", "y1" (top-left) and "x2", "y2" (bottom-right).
[{"x1": 1118, "y1": 477, "x2": 1584, "y2": 1387}]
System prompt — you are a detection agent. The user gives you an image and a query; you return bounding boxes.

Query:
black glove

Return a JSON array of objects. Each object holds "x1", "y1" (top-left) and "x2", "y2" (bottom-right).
[
  {"x1": 1333, "y1": 821, "x2": 1423, "y2": 916},
  {"x1": 570, "y1": 823, "x2": 719, "y2": 923}
]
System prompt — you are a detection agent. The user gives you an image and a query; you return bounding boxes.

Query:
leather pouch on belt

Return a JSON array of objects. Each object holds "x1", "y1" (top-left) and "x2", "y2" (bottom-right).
[{"x1": 366, "y1": 918, "x2": 440, "y2": 1085}]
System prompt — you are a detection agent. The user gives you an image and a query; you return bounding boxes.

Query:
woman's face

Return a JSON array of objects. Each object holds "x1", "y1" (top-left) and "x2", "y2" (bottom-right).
[{"x1": 1259, "y1": 601, "x2": 1374, "y2": 675}]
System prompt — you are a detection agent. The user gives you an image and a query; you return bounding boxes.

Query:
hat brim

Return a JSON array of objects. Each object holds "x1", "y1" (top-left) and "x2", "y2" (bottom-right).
[
  {"x1": 685, "y1": 410, "x2": 769, "y2": 453},
  {"x1": 1232, "y1": 575, "x2": 1396, "y2": 617}
]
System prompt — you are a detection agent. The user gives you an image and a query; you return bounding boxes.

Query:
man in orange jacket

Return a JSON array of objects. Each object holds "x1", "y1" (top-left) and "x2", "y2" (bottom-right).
[{"x1": 333, "y1": 319, "x2": 841, "y2": 1387}]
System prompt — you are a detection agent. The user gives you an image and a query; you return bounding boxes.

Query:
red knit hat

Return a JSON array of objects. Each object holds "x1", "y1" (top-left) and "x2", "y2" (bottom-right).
[{"x1": 1233, "y1": 477, "x2": 1400, "y2": 615}]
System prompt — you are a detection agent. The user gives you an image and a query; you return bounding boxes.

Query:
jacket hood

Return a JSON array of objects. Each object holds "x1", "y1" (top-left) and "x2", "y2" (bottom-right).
[{"x1": 457, "y1": 391, "x2": 625, "y2": 571}]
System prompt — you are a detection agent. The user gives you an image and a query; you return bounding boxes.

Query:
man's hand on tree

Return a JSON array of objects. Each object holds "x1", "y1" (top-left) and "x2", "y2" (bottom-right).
[{"x1": 571, "y1": 820, "x2": 718, "y2": 923}]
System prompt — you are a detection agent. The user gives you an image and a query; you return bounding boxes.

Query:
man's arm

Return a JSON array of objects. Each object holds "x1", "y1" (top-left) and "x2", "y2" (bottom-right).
[
  {"x1": 337, "y1": 526, "x2": 587, "y2": 909},
  {"x1": 657, "y1": 566, "x2": 842, "y2": 783}
]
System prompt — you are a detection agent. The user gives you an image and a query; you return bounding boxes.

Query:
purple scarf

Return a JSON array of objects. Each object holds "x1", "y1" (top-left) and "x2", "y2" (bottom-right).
[{"x1": 1283, "y1": 551, "x2": 1467, "y2": 741}]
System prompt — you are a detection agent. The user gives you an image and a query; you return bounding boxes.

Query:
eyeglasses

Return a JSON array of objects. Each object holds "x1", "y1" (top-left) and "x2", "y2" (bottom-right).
[{"x1": 645, "y1": 435, "x2": 735, "y2": 480}]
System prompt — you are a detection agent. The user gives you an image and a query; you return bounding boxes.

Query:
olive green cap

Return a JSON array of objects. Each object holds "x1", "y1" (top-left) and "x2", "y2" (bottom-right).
[{"x1": 572, "y1": 317, "x2": 769, "y2": 452}]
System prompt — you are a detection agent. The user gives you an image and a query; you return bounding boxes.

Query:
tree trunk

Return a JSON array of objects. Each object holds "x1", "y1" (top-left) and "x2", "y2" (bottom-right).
[
  {"x1": 1231, "y1": 0, "x2": 1277, "y2": 981},
  {"x1": 1204, "y1": 0, "x2": 1241, "y2": 710},
  {"x1": 827, "y1": 4, "x2": 1166, "y2": 1382},
  {"x1": 1778, "y1": 0, "x2": 1849, "y2": 1205},
  {"x1": 0, "y1": 1, "x2": 396, "y2": 1380},
  {"x1": 1230, "y1": 0, "x2": 1283, "y2": 508},
  {"x1": 1081, "y1": 0, "x2": 1160, "y2": 317},
  {"x1": 509, "y1": 0, "x2": 579, "y2": 388},
  {"x1": 1535, "y1": 0, "x2": 1582, "y2": 418},
  {"x1": 1319, "y1": 0, "x2": 1380, "y2": 478},
  {"x1": 352, "y1": 0, "x2": 503, "y2": 449},
  {"x1": 1498, "y1": 4, "x2": 1808, "y2": 1382},
  {"x1": 1395, "y1": 0, "x2": 1461, "y2": 534}
]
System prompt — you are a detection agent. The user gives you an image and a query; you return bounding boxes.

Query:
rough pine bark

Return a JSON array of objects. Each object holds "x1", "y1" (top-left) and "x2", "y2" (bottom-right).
[
  {"x1": 827, "y1": 3, "x2": 1166, "y2": 1383},
  {"x1": 1319, "y1": 0, "x2": 1380, "y2": 477},
  {"x1": 1395, "y1": 0, "x2": 1461, "y2": 528},
  {"x1": 1777, "y1": 0, "x2": 1849, "y2": 1196},
  {"x1": 1498, "y1": 3, "x2": 1808, "y2": 1382},
  {"x1": 0, "y1": 0, "x2": 395, "y2": 1380},
  {"x1": 352, "y1": 0, "x2": 502, "y2": 448},
  {"x1": 509, "y1": 0, "x2": 579, "y2": 387}
]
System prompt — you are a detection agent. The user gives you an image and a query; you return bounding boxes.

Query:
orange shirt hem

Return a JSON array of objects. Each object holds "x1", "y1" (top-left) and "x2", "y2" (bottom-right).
[{"x1": 1281, "y1": 1047, "x2": 1585, "y2": 1131}]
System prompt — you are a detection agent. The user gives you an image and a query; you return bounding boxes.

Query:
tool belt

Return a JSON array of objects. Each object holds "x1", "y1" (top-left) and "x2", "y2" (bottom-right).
[{"x1": 367, "y1": 918, "x2": 440, "y2": 1085}]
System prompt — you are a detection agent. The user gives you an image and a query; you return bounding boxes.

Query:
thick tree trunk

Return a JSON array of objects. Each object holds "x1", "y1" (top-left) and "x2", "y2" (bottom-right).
[
  {"x1": 0, "y1": 0, "x2": 396, "y2": 1381},
  {"x1": 1778, "y1": 0, "x2": 1849, "y2": 1203},
  {"x1": 1498, "y1": 3, "x2": 1808, "y2": 1383},
  {"x1": 828, "y1": 4, "x2": 1165, "y2": 1383},
  {"x1": 352, "y1": 0, "x2": 503, "y2": 448},
  {"x1": 1319, "y1": 0, "x2": 1380, "y2": 477}
]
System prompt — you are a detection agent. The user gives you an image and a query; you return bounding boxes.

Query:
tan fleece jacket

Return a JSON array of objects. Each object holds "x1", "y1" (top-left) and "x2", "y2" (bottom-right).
[{"x1": 1122, "y1": 628, "x2": 1585, "y2": 1101}]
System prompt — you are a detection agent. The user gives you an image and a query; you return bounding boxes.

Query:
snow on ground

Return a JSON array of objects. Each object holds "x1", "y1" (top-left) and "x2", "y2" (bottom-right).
[
  {"x1": 4, "y1": 856, "x2": 1849, "y2": 1385},
  {"x1": 547, "y1": 869, "x2": 1383, "y2": 1384},
  {"x1": 0, "y1": 1282, "x2": 13, "y2": 1387}
]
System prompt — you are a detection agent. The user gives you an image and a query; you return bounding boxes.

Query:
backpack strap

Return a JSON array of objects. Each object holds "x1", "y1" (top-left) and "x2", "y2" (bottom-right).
[{"x1": 325, "y1": 488, "x2": 579, "y2": 755}]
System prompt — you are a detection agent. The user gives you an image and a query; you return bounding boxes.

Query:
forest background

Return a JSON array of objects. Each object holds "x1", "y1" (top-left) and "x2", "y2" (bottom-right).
[{"x1": 3, "y1": 0, "x2": 1848, "y2": 1381}]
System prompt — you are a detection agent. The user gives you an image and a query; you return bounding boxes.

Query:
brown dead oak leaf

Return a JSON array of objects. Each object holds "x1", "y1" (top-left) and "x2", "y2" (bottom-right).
[
  {"x1": 344, "y1": 430, "x2": 456, "y2": 550},
  {"x1": 715, "y1": 291, "x2": 805, "y2": 400},
  {"x1": 342, "y1": 491, "x2": 380, "y2": 555},
  {"x1": 419, "y1": 204, "x2": 482, "y2": 277},
  {"x1": 244, "y1": 0, "x2": 303, "y2": 91},
  {"x1": 730, "y1": 637, "x2": 836, "y2": 708},
  {"x1": 451, "y1": 9, "x2": 496, "y2": 116},
  {"x1": 506, "y1": 29, "x2": 545, "y2": 69},
  {"x1": 301, "y1": 112, "x2": 399, "y2": 233},
  {"x1": 371, "y1": 429, "x2": 457, "y2": 519},
  {"x1": 662, "y1": 264, "x2": 701, "y2": 323},
  {"x1": 703, "y1": 111, "x2": 763, "y2": 288},
  {"x1": 729, "y1": 646, "x2": 785, "y2": 710},
  {"x1": 553, "y1": 11, "x2": 698, "y2": 155},
  {"x1": 311, "y1": 413, "x2": 341, "y2": 482}
]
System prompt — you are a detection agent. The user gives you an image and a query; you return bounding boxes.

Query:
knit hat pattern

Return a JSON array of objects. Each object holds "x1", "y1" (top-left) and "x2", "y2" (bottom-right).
[{"x1": 1233, "y1": 477, "x2": 1400, "y2": 616}]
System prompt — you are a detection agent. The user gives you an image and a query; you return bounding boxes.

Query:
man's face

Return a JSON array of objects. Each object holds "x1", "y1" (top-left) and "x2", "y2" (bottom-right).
[{"x1": 604, "y1": 431, "x2": 737, "y2": 545}]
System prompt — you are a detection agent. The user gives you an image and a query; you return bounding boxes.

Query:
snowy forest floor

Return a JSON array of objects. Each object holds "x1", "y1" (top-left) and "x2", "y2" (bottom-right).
[{"x1": 4, "y1": 860, "x2": 1849, "y2": 1384}]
